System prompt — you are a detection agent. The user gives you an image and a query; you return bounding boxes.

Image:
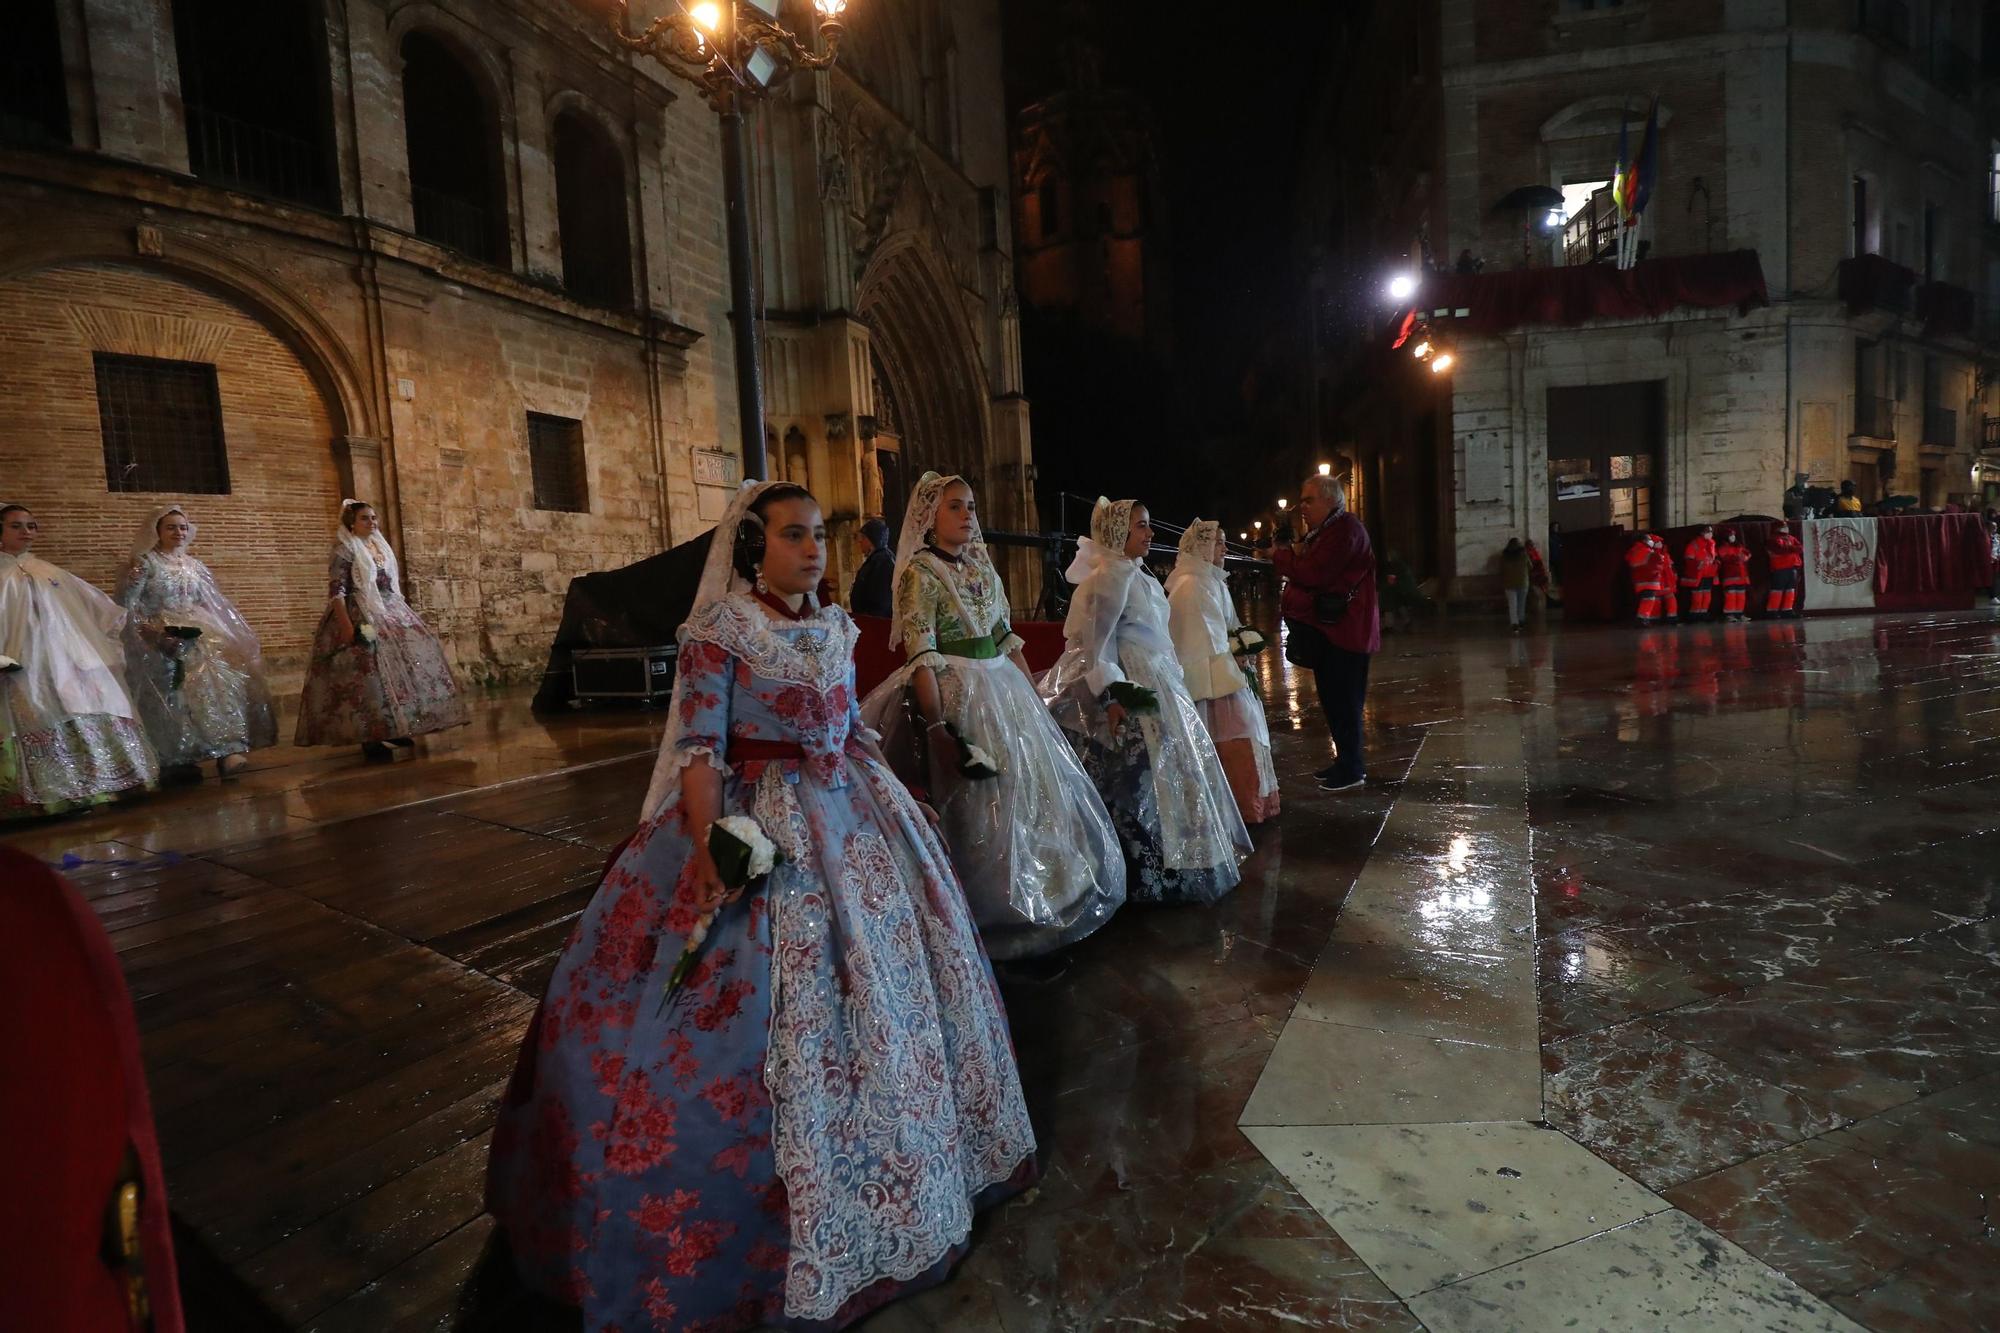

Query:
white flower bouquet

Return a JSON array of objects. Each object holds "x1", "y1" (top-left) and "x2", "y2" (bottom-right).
[
  {"x1": 661, "y1": 815, "x2": 781, "y2": 1012},
  {"x1": 357, "y1": 622, "x2": 379, "y2": 646},
  {"x1": 943, "y1": 722, "x2": 1000, "y2": 780},
  {"x1": 1231, "y1": 627, "x2": 1268, "y2": 657},
  {"x1": 163, "y1": 625, "x2": 203, "y2": 689},
  {"x1": 0, "y1": 655, "x2": 19, "y2": 674}
]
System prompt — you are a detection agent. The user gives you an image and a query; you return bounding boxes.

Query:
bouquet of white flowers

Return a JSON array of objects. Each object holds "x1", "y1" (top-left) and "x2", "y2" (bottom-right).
[
  {"x1": 0, "y1": 655, "x2": 19, "y2": 674},
  {"x1": 941, "y1": 721, "x2": 1000, "y2": 780},
  {"x1": 661, "y1": 815, "x2": 781, "y2": 1012},
  {"x1": 163, "y1": 625, "x2": 203, "y2": 689},
  {"x1": 1230, "y1": 627, "x2": 1268, "y2": 657},
  {"x1": 357, "y1": 622, "x2": 379, "y2": 646}
]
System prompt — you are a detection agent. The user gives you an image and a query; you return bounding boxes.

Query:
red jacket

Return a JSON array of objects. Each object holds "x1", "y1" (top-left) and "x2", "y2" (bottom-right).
[
  {"x1": 1680, "y1": 535, "x2": 1718, "y2": 586},
  {"x1": 1274, "y1": 511, "x2": 1381, "y2": 655},
  {"x1": 1716, "y1": 542, "x2": 1752, "y2": 586},
  {"x1": 1625, "y1": 538, "x2": 1665, "y2": 592},
  {"x1": 1768, "y1": 532, "x2": 1803, "y2": 570}
]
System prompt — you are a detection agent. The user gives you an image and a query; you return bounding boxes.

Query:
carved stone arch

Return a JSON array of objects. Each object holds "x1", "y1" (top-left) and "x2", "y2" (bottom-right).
[
  {"x1": 545, "y1": 88, "x2": 632, "y2": 156},
  {"x1": 0, "y1": 226, "x2": 375, "y2": 446},
  {"x1": 1540, "y1": 96, "x2": 1676, "y2": 143},
  {"x1": 856, "y1": 234, "x2": 990, "y2": 489},
  {"x1": 385, "y1": 3, "x2": 513, "y2": 112},
  {"x1": 842, "y1": 1, "x2": 922, "y2": 127}
]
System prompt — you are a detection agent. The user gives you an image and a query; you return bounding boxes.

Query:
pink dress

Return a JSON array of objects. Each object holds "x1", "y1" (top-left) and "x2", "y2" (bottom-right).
[{"x1": 293, "y1": 550, "x2": 467, "y2": 745}]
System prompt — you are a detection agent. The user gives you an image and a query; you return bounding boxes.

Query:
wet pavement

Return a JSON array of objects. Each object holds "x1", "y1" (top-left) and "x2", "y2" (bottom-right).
[{"x1": 7, "y1": 610, "x2": 1999, "y2": 1330}]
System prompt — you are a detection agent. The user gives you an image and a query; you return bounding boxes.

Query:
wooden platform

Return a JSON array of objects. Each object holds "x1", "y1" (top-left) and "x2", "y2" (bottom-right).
[{"x1": 45, "y1": 754, "x2": 654, "y2": 1330}]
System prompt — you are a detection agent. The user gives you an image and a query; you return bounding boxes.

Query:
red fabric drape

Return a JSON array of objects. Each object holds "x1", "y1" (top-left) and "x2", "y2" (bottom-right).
[
  {"x1": 851, "y1": 615, "x2": 1068, "y2": 699},
  {"x1": 1420, "y1": 251, "x2": 1768, "y2": 336},
  {"x1": 0, "y1": 849, "x2": 184, "y2": 1333},
  {"x1": 1556, "y1": 514, "x2": 1990, "y2": 622}
]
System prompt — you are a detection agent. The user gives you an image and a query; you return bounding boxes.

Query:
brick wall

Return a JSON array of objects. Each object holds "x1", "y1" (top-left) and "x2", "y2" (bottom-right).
[{"x1": 0, "y1": 260, "x2": 340, "y2": 695}]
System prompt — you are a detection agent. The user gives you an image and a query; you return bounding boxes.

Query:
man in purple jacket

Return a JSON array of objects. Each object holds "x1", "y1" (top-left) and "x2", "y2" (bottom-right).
[{"x1": 1272, "y1": 474, "x2": 1381, "y2": 792}]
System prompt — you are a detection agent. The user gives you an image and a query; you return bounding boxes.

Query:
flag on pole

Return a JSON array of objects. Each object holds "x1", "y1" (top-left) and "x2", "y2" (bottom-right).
[
  {"x1": 1610, "y1": 104, "x2": 1630, "y2": 223},
  {"x1": 1629, "y1": 98, "x2": 1659, "y2": 219}
]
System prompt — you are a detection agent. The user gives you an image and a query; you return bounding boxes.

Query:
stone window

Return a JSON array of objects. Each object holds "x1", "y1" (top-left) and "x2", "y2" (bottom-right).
[
  {"x1": 402, "y1": 31, "x2": 507, "y2": 264},
  {"x1": 173, "y1": 0, "x2": 335, "y2": 207},
  {"x1": 527, "y1": 412, "x2": 588, "y2": 513},
  {"x1": 94, "y1": 354, "x2": 231, "y2": 495},
  {"x1": 1, "y1": 2, "x2": 69, "y2": 147},
  {"x1": 553, "y1": 109, "x2": 634, "y2": 310}
]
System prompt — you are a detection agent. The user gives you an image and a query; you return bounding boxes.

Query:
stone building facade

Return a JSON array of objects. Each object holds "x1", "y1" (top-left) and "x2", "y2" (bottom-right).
[
  {"x1": 0, "y1": 0, "x2": 1030, "y2": 697},
  {"x1": 1299, "y1": 0, "x2": 1993, "y2": 595}
]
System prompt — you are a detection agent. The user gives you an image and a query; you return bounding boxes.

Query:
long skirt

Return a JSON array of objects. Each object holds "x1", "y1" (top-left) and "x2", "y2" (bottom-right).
[
  {"x1": 1194, "y1": 687, "x2": 1280, "y2": 826},
  {"x1": 0, "y1": 710, "x2": 155, "y2": 820},
  {"x1": 485, "y1": 755, "x2": 1037, "y2": 1332},
  {"x1": 293, "y1": 598, "x2": 467, "y2": 746},
  {"x1": 862, "y1": 653, "x2": 1126, "y2": 959},
  {"x1": 125, "y1": 630, "x2": 276, "y2": 768}
]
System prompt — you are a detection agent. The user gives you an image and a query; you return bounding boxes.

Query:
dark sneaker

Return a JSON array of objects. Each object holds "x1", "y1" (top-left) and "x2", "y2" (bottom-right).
[{"x1": 1318, "y1": 774, "x2": 1366, "y2": 793}]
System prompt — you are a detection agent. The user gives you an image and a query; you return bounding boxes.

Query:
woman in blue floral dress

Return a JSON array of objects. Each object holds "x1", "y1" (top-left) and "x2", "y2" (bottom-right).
[{"x1": 486, "y1": 481, "x2": 1036, "y2": 1333}]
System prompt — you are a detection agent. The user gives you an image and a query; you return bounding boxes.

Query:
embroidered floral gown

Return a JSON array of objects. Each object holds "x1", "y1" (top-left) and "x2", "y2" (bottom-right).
[
  {"x1": 0, "y1": 552, "x2": 157, "y2": 818},
  {"x1": 119, "y1": 550, "x2": 277, "y2": 767},
  {"x1": 1042, "y1": 559, "x2": 1249, "y2": 904},
  {"x1": 860, "y1": 551, "x2": 1125, "y2": 960},
  {"x1": 486, "y1": 592, "x2": 1036, "y2": 1333},
  {"x1": 293, "y1": 549, "x2": 466, "y2": 746}
]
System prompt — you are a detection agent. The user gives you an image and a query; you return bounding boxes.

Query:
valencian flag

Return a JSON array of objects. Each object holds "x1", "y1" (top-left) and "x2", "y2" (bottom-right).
[{"x1": 1611, "y1": 99, "x2": 1659, "y2": 268}]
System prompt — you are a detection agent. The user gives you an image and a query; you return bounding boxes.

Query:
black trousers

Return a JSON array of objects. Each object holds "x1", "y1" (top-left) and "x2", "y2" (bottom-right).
[{"x1": 1312, "y1": 646, "x2": 1372, "y2": 782}]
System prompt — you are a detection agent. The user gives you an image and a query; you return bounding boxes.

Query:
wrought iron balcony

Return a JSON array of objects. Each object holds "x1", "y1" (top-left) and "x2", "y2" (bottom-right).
[
  {"x1": 1855, "y1": 393, "x2": 1897, "y2": 441},
  {"x1": 185, "y1": 104, "x2": 331, "y2": 209},
  {"x1": 1923, "y1": 405, "x2": 1958, "y2": 448},
  {"x1": 412, "y1": 185, "x2": 501, "y2": 264}
]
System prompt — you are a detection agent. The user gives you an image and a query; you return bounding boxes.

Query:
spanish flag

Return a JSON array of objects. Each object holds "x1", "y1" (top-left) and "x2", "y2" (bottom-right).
[{"x1": 1614, "y1": 99, "x2": 1659, "y2": 226}]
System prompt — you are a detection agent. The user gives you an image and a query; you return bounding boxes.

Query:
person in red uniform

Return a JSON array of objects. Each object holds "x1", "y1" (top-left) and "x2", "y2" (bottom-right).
[
  {"x1": 1715, "y1": 529, "x2": 1752, "y2": 620},
  {"x1": 1648, "y1": 534, "x2": 1679, "y2": 620},
  {"x1": 1679, "y1": 525, "x2": 1719, "y2": 620},
  {"x1": 1625, "y1": 533, "x2": 1666, "y2": 624},
  {"x1": 1766, "y1": 520, "x2": 1804, "y2": 618}
]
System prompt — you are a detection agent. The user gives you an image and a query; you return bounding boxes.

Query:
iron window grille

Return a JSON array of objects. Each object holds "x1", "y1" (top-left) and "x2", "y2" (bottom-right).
[
  {"x1": 527, "y1": 412, "x2": 589, "y2": 513},
  {"x1": 94, "y1": 354, "x2": 231, "y2": 494}
]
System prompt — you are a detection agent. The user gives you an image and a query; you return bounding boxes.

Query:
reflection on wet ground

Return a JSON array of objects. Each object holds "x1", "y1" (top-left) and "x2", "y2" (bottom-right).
[{"x1": 7, "y1": 612, "x2": 1998, "y2": 1330}]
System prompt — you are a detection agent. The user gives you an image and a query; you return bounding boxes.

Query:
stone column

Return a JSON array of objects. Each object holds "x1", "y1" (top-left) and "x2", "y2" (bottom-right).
[
  {"x1": 512, "y1": 56, "x2": 562, "y2": 283},
  {"x1": 343, "y1": 2, "x2": 414, "y2": 231},
  {"x1": 79, "y1": 0, "x2": 187, "y2": 171}
]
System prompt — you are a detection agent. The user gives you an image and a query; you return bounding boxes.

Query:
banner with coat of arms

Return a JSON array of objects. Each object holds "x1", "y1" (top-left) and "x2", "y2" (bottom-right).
[{"x1": 1802, "y1": 517, "x2": 1879, "y2": 611}]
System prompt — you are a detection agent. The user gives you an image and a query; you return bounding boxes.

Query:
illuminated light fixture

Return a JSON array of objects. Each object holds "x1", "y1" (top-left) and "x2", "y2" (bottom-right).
[
  {"x1": 813, "y1": 0, "x2": 848, "y2": 13},
  {"x1": 1317, "y1": 463, "x2": 1332, "y2": 476},
  {"x1": 1430, "y1": 351, "x2": 1456, "y2": 374},
  {"x1": 1387, "y1": 272, "x2": 1419, "y2": 302},
  {"x1": 1239, "y1": 531, "x2": 1249, "y2": 540},
  {"x1": 1276, "y1": 498, "x2": 1289, "y2": 511},
  {"x1": 1412, "y1": 338, "x2": 1434, "y2": 361},
  {"x1": 1253, "y1": 520, "x2": 1263, "y2": 531},
  {"x1": 689, "y1": 1, "x2": 723, "y2": 31}
]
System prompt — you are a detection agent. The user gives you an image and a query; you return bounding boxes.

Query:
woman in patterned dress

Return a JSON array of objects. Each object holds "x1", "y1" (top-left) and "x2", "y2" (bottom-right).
[
  {"x1": 117, "y1": 505, "x2": 276, "y2": 781},
  {"x1": 1165, "y1": 520, "x2": 1280, "y2": 825},
  {"x1": 0, "y1": 503, "x2": 157, "y2": 818},
  {"x1": 485, "y1": 481, "x2": 1036, "y2": 1333},
  {"x1": 293, "y1": 500, "x2": 467, "y2": 760},
  {"x1": 1041, "y1": 498, "x2": 1250, "y2": 903},
  {"x1": 860, "y1": 472, "x2": 1125, "y2": 960}
]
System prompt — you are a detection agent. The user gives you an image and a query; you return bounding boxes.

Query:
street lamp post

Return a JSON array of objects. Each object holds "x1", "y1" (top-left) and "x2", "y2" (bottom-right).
[{"x1": 579, "y1": 0, "x2": 850, "y2": 481}]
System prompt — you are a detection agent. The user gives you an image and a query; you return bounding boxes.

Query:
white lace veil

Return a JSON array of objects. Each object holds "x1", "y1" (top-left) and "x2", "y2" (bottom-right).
[
  {"x1": 334, "y1": 500, "x2": 401, "y2": 628},
  {"x1": 120, "y1": 504, "x2": 196, "y2": 595},
  {"x1": 1167, "y1": 519, "x2": 1223, "y2": 597},
  {"x1": 1064, "y1": 496, "x2": 1138, "y2": 586},
  {"x1": 639, "y1": 478, "x2": 803, "y2": 821},
  {"x1": 889, "y1": 472, "x2": 1004, "y2": 649}
]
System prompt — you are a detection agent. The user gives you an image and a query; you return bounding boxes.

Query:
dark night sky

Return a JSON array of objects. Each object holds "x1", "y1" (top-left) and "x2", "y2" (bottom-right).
[{"x1": 1001, "y1": 0, "x2": 1333, "y2": 526}]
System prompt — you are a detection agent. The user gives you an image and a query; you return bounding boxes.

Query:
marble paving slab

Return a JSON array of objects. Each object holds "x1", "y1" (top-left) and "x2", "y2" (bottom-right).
[
  {"x1": 1406, "y1": 1210, "x2": 1870, "y2": 1333},
  {"x1": 1242, "y1": 1121, "x2": 1667, "y2": 1298},
  {"x1": 1237, "y1": 1018, "x2": 1544, "y2": 1127}
]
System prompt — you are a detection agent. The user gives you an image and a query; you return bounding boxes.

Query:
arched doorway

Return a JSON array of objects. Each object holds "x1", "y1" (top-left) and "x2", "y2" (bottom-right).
[{"x1": 855, "y1": 239, "x2": 989, "y2": 513}]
